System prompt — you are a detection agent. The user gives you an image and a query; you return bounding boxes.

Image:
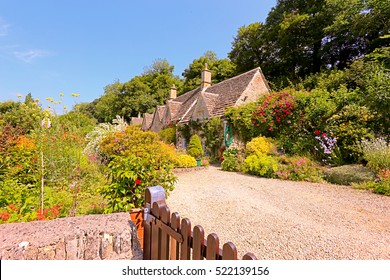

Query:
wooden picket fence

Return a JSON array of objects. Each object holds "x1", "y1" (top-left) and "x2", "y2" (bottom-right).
[{"x1": 141, "y1": 186, "x2": 257, "y2": 260}]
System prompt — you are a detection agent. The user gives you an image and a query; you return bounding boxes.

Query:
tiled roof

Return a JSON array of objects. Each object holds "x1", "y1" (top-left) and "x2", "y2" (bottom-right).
[
  {"x1": 167, "y1": 100, "x2": 182, "y2": 119},
  {"x1": 149, "y1": 67, "x2": 269, "y2": 127},
  {"x1": 201, "y1": 92, "x2": 219, "y2": 115},
  {"x1": 141, "y1": 113, "x2": 153, "y2": 130},
  {"x1": 171, "y1": 88, "x2": 202, "y2": 123},
  {"x1": 156, "y1": 105, "x2": 166, "y2": 121},
  {"x1": 206, "y1": 68, "x2": 261, "y2": 116},
  {"x1": 130, "y1": 117, "x2": 143, "y2": 126}
]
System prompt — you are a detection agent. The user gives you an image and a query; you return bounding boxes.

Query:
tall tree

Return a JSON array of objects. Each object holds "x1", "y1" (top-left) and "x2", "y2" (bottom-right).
[
  {"x1": 92, "y1": 59, "x2": 182, "y2": 123},
  {"x1": 182, "y1": 51, "x2": 236, "y2": 92},
  {"x1": 229, "y1": 0, "x2": 390, "y2": 87}
]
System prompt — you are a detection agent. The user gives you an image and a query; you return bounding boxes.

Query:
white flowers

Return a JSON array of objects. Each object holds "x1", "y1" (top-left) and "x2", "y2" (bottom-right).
[{"x1": 41, "y1": 118, "x2": 51, "y2": 129}]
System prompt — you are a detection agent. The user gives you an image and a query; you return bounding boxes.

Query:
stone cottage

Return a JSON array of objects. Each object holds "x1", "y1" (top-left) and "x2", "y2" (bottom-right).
[{"x1": 144, "y1": 64, "x2": 271, "y2": 148}]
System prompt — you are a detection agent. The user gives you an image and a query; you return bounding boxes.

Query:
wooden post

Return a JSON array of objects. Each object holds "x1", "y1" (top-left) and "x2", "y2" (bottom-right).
[
  {"x1": 144, "y1": 186, "x2": 166, "y2": 260},
  {"x1": 169, "y1": 212, "x2": 181, "y2": 260}
]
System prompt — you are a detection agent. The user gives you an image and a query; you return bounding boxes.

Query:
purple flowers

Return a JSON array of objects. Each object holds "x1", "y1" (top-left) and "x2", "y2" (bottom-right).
[{"x1": 314, "y1": 131, "x2": 339, "y2": 164}]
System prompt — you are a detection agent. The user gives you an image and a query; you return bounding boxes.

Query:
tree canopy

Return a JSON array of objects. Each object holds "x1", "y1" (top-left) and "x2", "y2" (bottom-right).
[{"x1": 229, "y1": 0, "x2": 390, "y2": 87}]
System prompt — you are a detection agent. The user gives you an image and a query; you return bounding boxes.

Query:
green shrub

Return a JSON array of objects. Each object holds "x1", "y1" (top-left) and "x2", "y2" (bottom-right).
[
  {"x1": 221, "y1": 150, "x2": 240, "y2": 172},
  {"x1": 323, "y1": 164, "x2": 375, "y2": 185},
  {"x1": 202, "y1": 117, "x2": 224, "y2": 160},
  {"x1": 99, "y1": 126, "x2": 177, "y2": 212},
  {"x1": 174, "y1": 154, "x2": 197, "y2": 168},
  {"x1": 158, "y1": 126, "x2": 176, "y2": 144},
  {"x1": 242, "y1": 154, "x2": 279, "y2": 178},
  {"x1": 353, "y1": 169, "x2": 390, "y2": 196},
  {"x1": 100, "y1": 154, "x2": 176, "y2": 212},
  {"x1": 361, "y1": 137, "x2": 390, "y2": 173},
  {"x1": 187, "y1": 135, "x2": 204, "y2": 159},
  {"x1": 328, "y1": 104, "x2": 375, "y2": 162}
]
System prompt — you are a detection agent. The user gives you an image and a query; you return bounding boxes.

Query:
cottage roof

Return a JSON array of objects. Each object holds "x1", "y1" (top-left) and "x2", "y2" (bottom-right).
[
  {"x1": 156, "y1": 105, "x2": 166, "y2": 121},
  {"x1": 171, "y1": 87, "x2": 202, "y2": 123},
  {"x1": 167, "y1": 100, "x2": 182, "y2": 119},
  {"x1": 149, "y1": 67, "x2": 270, "y2": 128},
  {"x1": 205, "y1": 68, "x2": 263, "y2": 116},
  {"x1": 141, "y1": 113, "x2": 153, "y2": 131},
  {"x1": 130, "y1": 117, "x2": 143, "y2": 126}
]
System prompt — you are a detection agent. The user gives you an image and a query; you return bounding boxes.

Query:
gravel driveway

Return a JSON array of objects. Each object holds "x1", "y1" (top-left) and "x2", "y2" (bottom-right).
[{"x1": 166, "y1": 166, "x2": 390, "y2": 260}]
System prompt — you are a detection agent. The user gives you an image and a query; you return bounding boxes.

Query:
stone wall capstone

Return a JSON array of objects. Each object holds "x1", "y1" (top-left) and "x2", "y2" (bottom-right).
[{"x1": 0, "y1": 213, "x2": 142, "y2": 260}]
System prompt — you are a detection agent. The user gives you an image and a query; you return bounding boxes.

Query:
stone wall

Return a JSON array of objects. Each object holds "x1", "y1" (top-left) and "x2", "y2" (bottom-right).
[{"x1": 0, "y1": 213, "x2": 142, "y2": 260}]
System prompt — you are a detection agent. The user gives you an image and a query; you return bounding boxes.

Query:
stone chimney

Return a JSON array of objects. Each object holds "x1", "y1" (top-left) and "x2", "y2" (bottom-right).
[
  {"x1": 169, "y1": 84, "x2": 177, "y2": 100},
  {"x1": 201, "y1": 64, "x2": 212, "y2": 90}
]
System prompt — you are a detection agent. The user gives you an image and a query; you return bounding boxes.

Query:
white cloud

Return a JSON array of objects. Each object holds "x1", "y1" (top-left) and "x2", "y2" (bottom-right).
[
  {"x1": 13, "y1": 49, "x2": 51, "y2": 63},
  {"x1": 0, "y1": 18, "x2": 11, "y2": 36}
]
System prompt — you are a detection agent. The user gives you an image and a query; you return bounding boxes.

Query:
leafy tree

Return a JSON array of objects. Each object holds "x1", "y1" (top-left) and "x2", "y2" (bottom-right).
[
  {"x1": 92, "y1": 59, "x2": 182, "y2": 122},
  {"x1": 182, "y1": 51, "x2": 236, "y2": 92},
  {"x1": 229, "y1": 0, "x2": 390, "y2": 87},
  {"x1": 229, "y1": 23, "x2": 267, "y2": 75}
]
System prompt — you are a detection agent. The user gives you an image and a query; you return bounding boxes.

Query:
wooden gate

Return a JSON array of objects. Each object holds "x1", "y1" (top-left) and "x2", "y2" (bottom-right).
[{"x1": 142, "y1": 186, "x2": 257, "y2": 260}]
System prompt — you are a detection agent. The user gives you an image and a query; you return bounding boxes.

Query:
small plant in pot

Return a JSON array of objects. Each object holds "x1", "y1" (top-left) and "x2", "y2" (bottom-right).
[{"x1": 187, "y1": 135, "x2": 204, "y2": 166}]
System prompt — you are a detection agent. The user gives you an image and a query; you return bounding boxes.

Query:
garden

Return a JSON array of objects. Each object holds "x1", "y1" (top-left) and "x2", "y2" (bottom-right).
[
  {"x1": 221, "y1": 58, "x2": 389, "y2": 196},
  {"x1": 0, "y1": 94, "x2": 203, "y2": 224}
]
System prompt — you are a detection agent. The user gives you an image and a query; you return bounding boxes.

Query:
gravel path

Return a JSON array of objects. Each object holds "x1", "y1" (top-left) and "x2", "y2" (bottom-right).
[{"x1": 167, "y1": 166, "x2": 390, "y2": 260}]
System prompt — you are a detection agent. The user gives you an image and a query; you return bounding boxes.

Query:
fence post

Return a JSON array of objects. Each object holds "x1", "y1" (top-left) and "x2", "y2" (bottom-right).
[{"x1": 144, "y1": 186, "x2": 166, "y2": 260}]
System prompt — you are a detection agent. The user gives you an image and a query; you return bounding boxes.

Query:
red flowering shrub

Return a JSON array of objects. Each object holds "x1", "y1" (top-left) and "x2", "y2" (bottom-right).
[{"x1": 252, "y1": 92, "x2": 296, "y2": 134}]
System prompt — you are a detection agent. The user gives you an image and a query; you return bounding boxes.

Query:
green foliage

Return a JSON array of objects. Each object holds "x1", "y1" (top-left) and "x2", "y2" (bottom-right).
[
  {"x1": 276, "y1": 156, "x2": 323, "y2": 182},
  {"x1": 221, "y1": 149, "x2": 240, "y2": 172},
  {"x1": 229, "y1": 0, "x2": 390, "y2": 87},
  {"x1": 361, "y1": 137, "x2": 390, "y2": 173},
  {"x1": 182, "y1": 51, "x2": 236, "y2": 92},
  {"x1": 187, "y1": 135, "x2": 204, "y2": 159},
  {"x1": 245, "y1": 136, "x2": 277, "y2": 156},
  {"x1": 174, "y1": 154, "x2": 197, "y2": 168},
  {"x1": 158, "y1": 126, "x2": 176, "y2": 144},
  {"x1": 100, "y1": 154, "x2": 176, "y2": 212},
  {"x1": 99, "y1": 126, "x2": 177, "y2": 211},
  {"x1": 177, "y1": 124, "x2": 191, "y2": 146},
  {"x1": 242, "y1": 154, "x2": 279, "y2": 178},
  {"x1": 90, "y1": 59, "x2": 182, "y2": 123},
  {"x1": 354, "y1": 169, "x2": 390, "y2": 196},
  {"x1": 327, "y1": 104, "x2": 375, "y2": 162},
  {"x1": 323, "y1": 164, "x2": 375, "y2": 185},
  {"x1": 225, "y1": 102, "x2": 259, "y2": 142},
  {"x1": 0, "y1": 95, "x2": 108, "y2": 223},
  {"x1": 202, "y1": 117, "x2": 224, "y2": 160}
]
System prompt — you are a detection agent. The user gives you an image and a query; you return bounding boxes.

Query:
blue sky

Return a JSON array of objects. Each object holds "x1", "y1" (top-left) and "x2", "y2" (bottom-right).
[{"x1": 0, "y1": 0, "x2": 276, "y2": 112}]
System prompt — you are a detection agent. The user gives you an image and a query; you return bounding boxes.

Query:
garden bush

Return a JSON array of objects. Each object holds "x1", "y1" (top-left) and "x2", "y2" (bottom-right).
[
  {"x1": 245, "y1": 136, "x2": 277, "y2": 156},
  {"x1": 221, "y1": 149, "x2": 240, "y2": 172},
  {"x1": 187, "y1": 134, "x2": 204, "y2": 159},
  {"x1": 252, "y1": 92, "x2": 296, "y2": 136},
  {"x1": 361, "y1": 137, "x2": 390, "y2": 173},
  {"x1": 99, "y1": 126, "x2": 177, "y2": 212},
  {"x1": 276, "y1": 156, "x2": 323, "y2": 182},
  {"x1": 242, "y1": 154, "x2": 279, "y2": 178},
  {"x1": 174, "y1": 154, "x2": 197, "y2": 168},
  {"x1": 158, "y1": 126, "x2": 176, "y2": 144}
]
